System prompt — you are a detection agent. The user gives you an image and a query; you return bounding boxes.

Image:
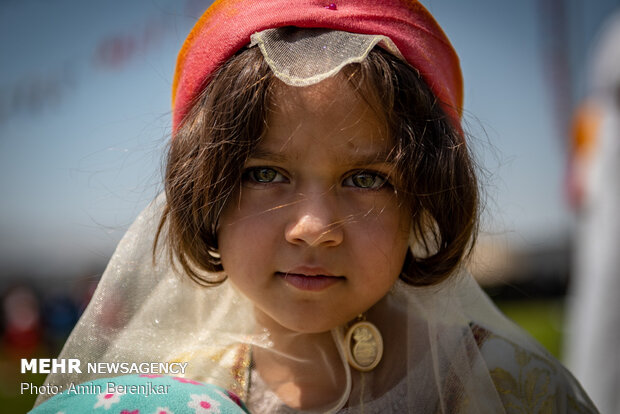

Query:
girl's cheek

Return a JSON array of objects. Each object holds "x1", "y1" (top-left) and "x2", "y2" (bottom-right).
[
  {"x1": 347, "y1": 198, "x2": 410, "y2": 243},
  {"x1": 237, "y1": 186, "x2": 290, "y2": 214},
  {"x1": 341, "y1": 191, "x2": 404, "y2": 219}
]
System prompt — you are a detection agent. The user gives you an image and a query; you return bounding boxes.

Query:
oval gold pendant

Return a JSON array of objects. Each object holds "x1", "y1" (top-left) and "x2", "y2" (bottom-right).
[{"x1": 344, "y1": 320, "x2": 383, "y2": 372}]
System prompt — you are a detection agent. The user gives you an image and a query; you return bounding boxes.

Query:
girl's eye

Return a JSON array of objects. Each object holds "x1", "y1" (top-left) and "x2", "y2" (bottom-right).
[
  {"x1": 344, "y1": 172, "x2": 388, "y2": 190},
  {"x1": 244, "y1": 167, "x2": 286, "y2": 184}
]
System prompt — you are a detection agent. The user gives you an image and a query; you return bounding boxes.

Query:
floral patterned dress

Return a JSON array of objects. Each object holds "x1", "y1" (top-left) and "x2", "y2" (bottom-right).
[{"x1": 29, "y1": 374, "x2": 249, "y2": 414}]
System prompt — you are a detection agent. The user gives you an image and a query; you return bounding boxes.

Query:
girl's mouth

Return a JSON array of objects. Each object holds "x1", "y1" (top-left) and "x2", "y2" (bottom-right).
[{"x1": 276, "y1": 271, "x2": 345, "y2": 292}]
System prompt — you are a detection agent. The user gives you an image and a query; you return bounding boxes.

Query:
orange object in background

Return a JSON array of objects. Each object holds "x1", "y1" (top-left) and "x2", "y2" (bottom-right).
[{"x1": 566, "y1": 100, "x2": 602, "y2": 209}]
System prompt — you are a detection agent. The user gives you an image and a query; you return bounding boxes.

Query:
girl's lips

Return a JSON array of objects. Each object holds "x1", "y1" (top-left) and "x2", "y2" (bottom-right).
[{"x1": 276, "y1": 272, "x2": 344, "y2": 292}]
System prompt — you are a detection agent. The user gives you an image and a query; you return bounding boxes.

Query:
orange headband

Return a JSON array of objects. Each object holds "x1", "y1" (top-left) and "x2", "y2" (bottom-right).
[{"x1": 172, "y1": 0, "x2": 463, "y2": 133}]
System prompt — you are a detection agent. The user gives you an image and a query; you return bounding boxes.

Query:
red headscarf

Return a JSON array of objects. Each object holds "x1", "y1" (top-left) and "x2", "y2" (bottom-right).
[{"x1": 172, "y1": 0, "x2": 463, "y2": 133}]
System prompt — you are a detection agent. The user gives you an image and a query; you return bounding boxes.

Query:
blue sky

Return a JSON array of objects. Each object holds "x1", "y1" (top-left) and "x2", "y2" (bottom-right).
[{"x1": 0, "y1": 0, "x2": 618, "y2": 277}]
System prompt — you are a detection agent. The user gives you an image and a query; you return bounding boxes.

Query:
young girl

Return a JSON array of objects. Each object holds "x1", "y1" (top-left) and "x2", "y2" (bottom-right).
[{"x1": 35, "y1": 0, "x2": 597, "y2": 412}]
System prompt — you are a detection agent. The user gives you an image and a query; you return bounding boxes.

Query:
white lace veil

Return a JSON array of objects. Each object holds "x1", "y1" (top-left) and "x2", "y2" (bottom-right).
[
  {"x1": 34, "y1": 27, "x2": 597, "y2": 414},
  {"x1": 34, "y1": 194, "x2": 596, "y2": 412}
]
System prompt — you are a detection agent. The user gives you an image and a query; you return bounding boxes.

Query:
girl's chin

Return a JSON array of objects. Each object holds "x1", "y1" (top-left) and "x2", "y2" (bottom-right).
[
  {"x1": 270, "y1": 318, "x2": 344, "y2": 335},
  {"x1": 255, "y1": 309, "x2": 353, "y2": 336}
]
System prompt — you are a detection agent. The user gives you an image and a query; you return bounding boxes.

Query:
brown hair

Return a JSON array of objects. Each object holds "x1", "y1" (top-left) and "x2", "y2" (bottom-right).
[{"x1": 156, "y1": 46, "x2": 479, "y2": 287}]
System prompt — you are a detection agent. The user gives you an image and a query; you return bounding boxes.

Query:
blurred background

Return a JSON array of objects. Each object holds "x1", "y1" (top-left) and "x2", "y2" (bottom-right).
[{"x1": 1, "y1": 0, "x2": 619, "y2": 411}]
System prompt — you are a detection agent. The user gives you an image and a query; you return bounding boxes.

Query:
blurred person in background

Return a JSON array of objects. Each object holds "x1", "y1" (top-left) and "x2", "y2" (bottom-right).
[
  {"x1": 565, "y1": 10, "x2": 620, "y2": 414},
  {"x1": 1, "y1": 285, "x2": 41, "y2": 359}
]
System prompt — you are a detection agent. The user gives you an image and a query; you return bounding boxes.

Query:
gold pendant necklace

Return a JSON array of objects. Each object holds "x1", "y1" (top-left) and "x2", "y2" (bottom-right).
[{"x1": 344, "y1": 315, "x2": 383, "y2": 372}]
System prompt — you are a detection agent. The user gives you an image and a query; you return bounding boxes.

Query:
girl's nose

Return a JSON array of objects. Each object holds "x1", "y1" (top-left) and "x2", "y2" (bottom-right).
[{"x1": 284, "y1": 195, "x2": 344, "y2": 247}]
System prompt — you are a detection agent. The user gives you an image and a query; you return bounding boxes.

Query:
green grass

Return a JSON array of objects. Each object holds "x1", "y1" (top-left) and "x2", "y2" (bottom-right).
[
  {"x1": 1, "y1": 348, "x2": 49, "y2": 413},
  {"x1": 494, "y1": 298, "x2": 565, "y2": 359}
]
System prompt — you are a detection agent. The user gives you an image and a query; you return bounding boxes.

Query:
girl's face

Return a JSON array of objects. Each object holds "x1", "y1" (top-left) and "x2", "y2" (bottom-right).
[{"x1": 218, "y1": 76, "x2": 411, "y2": 334}]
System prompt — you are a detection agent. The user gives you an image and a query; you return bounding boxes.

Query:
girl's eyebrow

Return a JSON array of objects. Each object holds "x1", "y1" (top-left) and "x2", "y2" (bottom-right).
[
  {"x1": 346, "y1": 151, "x2": 395, "y2": 166},
  {"x1": 249, "y1": 148, "x2": 395, "y2": 165},
  {"x1": 248, "y1": 148, "x2": 288, "y2": 163}
]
